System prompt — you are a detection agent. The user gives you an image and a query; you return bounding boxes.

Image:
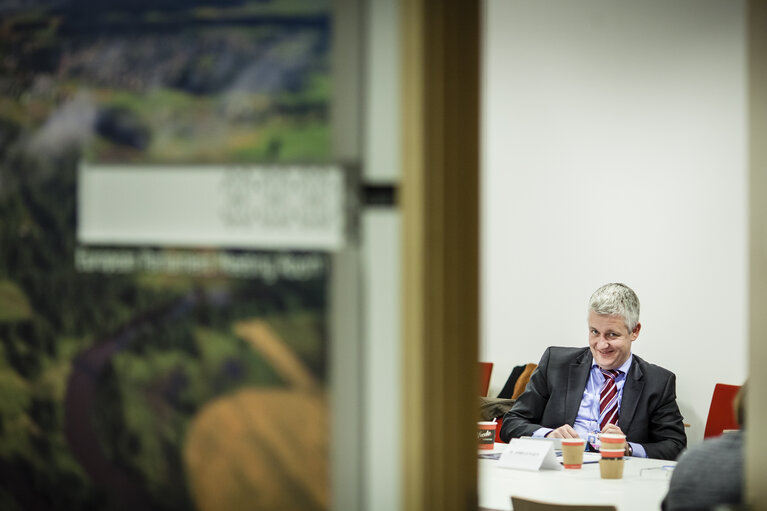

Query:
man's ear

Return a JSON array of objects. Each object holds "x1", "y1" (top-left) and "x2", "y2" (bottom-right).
[{"x1": 630, "y1": 322, "x2": 641, "y2": 341}]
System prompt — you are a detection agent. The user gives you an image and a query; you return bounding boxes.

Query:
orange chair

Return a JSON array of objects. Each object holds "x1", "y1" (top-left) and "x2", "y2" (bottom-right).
[
  {"x1": 479, "y1": 362, "x2": 493, "y2": 397},
  {"x1": 703, "y1": 383, "x2": 741, "y2": 439}
]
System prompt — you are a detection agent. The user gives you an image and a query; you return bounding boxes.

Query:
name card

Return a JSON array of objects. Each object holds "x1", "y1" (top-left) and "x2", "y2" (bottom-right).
[{"x1": 498, "y1": 438, "x2": 563, "y2": 471}]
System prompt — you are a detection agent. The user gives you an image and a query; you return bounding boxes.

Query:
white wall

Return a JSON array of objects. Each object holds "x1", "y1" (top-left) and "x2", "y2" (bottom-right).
[{"x1": 481, "y1": 0, "x2": 747, "y2": 446}]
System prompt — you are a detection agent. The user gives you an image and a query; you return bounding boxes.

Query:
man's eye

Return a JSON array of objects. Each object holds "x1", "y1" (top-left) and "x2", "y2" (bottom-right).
[{"x1": 590, "y1": 329, "x2": 598, "y2": 335}]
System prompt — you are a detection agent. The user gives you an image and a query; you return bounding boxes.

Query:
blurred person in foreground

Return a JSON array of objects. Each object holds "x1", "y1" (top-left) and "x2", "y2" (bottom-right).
[
  {"x1": 500, "y1": 283, "x2": 686, "y2": 460},
  {"x1": 662, "y1": 383, "x2": 746, "y2": 511}
]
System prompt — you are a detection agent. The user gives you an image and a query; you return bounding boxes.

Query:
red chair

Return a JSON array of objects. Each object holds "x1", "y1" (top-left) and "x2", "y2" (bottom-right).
[
  {"x1": 703, "y1": 383, "x2": 741, "y2": 439},
  {"x1": 479, "y1": 362, "x2": 493, "y2": 397},
  {"x1": 495, "y1": 416, "x2": 505, "y2": 443}
]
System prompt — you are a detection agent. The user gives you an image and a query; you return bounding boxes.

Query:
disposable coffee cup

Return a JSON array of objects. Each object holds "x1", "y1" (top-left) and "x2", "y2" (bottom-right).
[
  {"x1": 560, "y1": 438, "x2": 586, "y2": 469},
  {"x1": 477, "y1": 421, "x2": 497, "y2": 450},
  {"x1": 599, "y1": 449, "x2": 625, "y2": 479},
  {"x1": 600, "y1": 433, "x2": 626, "y2": 451}
]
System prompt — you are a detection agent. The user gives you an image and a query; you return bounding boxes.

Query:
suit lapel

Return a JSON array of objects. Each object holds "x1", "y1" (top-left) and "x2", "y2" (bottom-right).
[
  {"x1": 565, "y1": 349, "x2": 592, "y2": 424},
  {"x1": 618, "y1": 356, "x2": 644, "y2": 430}
]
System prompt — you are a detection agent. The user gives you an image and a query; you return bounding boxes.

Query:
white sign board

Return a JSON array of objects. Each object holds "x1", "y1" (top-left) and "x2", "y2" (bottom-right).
[
  {"x1": 498, "y1": 438, "x2": 563, "y2": 471},
  {"x1": 78, "y1": 163, "x2": 345, "y2": 250}
]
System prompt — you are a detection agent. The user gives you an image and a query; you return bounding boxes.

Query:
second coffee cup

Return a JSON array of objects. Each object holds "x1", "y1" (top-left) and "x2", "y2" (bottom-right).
[
  {"x1": 600, "y1": 433, "x2": 626, "y2": 452},
  {"x1": 599, "y1": 448, "x2": 625, "y2": 479}
]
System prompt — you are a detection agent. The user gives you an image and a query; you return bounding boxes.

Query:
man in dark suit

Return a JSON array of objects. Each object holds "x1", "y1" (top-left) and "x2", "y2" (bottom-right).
[{"x1": 500, "y1": 283, "x2": 686, "y2": 460}]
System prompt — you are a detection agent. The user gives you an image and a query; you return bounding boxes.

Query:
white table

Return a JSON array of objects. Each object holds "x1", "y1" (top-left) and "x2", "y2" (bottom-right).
[{"x1": 479, "y1": 444, "x2": 676, "y2": 511}]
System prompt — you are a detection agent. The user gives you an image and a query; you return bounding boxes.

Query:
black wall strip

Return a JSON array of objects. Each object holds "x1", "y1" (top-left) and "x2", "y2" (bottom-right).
[{"x1": 361, "y1": 184, "x2": 397, "y2": 207}]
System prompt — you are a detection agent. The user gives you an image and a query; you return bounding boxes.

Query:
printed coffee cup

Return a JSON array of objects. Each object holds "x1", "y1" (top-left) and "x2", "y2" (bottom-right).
[
  {"x1": 477, "y1": 421, "x2": 497, "y2": 450},
  {"x1": 560, "y1": 438, "x2": 586, "y2": 469}
]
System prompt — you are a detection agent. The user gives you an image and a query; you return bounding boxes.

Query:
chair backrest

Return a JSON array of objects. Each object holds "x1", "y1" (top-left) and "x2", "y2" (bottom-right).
[
  {"x1": 495, "y1": 416, "x2": 505, "y2": 443},
  {"x1": 497, "y1": 363, "x2": 538, "y2": 399},
  {"x1": 703, "y1": 383, "x2": 741, "y2": 439},
  {"x1": 511, "y1": 496, "x2": 617, "y2": 511},
  {"x1": 512, "y1": 363, "x2": 537, "y2": 400},
  {"x1": 479, "y1": 362, "x2": 493, "y2": 397}
]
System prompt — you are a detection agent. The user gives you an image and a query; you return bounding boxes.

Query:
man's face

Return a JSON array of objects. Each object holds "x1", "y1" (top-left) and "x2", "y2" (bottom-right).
[{"x1": 588, "y1": 311, "x2": 640, "y2": 370}]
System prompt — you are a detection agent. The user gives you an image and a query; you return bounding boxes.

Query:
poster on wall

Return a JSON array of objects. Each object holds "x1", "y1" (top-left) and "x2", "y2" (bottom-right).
[{"x1": 0, "y1": 1, "x2": 334, "y2": 509}]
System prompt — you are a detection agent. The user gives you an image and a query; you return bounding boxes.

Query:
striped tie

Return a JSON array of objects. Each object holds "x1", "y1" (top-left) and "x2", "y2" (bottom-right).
[{"x1": 599, "y1": 369, "x2": 621, "y2": 431}]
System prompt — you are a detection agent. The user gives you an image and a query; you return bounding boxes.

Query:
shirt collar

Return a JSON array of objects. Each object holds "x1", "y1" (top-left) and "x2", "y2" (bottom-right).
[{"x1": 592, "y1": 353, "x2": 633, "y2": 377}]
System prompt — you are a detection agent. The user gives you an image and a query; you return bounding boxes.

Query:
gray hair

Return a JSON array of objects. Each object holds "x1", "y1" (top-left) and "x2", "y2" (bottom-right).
[{"x1": 588, "y1": 283, "x2": 640, "y2": 333}]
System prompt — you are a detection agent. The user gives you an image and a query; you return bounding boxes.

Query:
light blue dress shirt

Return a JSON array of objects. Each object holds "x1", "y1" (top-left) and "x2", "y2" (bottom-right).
[{"x1": 533, "y1": 354, "x2": 647, "y2": 458}]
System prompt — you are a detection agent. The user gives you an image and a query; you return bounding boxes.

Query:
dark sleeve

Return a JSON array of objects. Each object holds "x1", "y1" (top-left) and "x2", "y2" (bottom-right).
[
  {"x1": 662, "y1": 434, "x2": 743, "y2": 510},
  {"x1": 641, "y1": 372, "x2": 687, "y2": 460},
  {"x1": 499, "y1": 348, "x2": 552, "y2": 442}
]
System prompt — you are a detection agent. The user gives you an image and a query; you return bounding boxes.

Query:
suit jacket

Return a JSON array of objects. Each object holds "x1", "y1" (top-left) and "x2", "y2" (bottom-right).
[{"x1": 500, "y1": 346, "x2": 687, "y2": 460}]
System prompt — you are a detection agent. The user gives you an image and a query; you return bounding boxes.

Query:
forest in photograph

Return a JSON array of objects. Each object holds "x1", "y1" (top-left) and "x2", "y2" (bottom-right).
[
  {"x1": 0, "y1": 1, "x2": 332, "y2": 509},
  {"x1": 1, "y1": 0, "x2": 331, "y2": 164}
]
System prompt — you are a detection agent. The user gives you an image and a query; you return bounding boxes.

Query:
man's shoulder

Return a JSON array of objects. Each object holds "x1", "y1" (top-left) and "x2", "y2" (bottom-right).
[
  {"x1": 631, "y1": 354, "x2": 676, "y2": 378},
  {"x1": 677, "y1": 431, "x2": 743, "y2": 467},
  {"x1": 545, "y1": 346, "x2": 590, "y2": 362}
]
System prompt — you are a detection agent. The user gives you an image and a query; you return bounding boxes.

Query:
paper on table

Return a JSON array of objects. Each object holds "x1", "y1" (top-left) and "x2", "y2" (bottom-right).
[
  {"x1": 556, "y1": 451, "x2": 602, "y2": 464},
  {"x1": 478, "y1": 443, "x2": 507, "y2": 460},
  {"x1": 521, "y1": 435, "x2": 562, "y2": 450}
]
